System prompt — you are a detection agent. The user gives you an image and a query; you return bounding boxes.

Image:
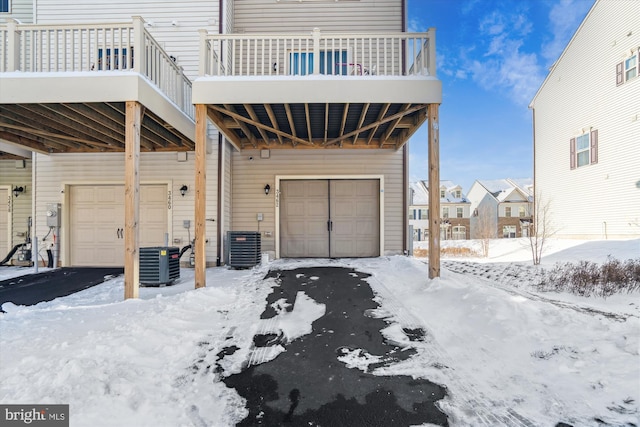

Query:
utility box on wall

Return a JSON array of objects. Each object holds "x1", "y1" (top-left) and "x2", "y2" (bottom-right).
[{"x1": 46, "y1": 203, "x2": 61, "y2": 227}]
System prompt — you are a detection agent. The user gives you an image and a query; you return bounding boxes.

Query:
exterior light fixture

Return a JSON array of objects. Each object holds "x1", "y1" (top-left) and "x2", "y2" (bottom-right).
[
  {"x1": 180, "y1": 185, "x2": 188, "y2": 197},
  {"x1": 13, "y1": 186, "x2": 24, "y2": 197},
  {"x1": 264, "y1": 184, "x2": 271, "y2": 195}
]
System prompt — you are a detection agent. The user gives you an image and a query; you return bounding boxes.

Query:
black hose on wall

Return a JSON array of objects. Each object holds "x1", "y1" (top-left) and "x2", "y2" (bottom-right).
[{"x1": 0, "y1": 243, "x2": 26, "y2": 266}]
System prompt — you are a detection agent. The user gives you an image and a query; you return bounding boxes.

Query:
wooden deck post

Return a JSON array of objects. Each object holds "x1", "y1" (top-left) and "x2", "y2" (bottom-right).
[
  {"x1": 195, "y1": 104, "x2": 207, "y2": 289},
  {"x1": 124, "y1": 101, "x2": 141, "y2": 299},
  {"x1": 428, "y1": 103, "x2": 440, "y2": 279}
]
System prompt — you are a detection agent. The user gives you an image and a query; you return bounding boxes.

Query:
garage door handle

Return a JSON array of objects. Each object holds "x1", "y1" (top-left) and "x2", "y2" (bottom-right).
[{"x1": 327, "y1": 220, "x2": 333, "y2": 231}]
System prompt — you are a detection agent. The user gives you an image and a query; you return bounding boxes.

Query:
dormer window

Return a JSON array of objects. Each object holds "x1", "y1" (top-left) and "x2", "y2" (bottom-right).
[
  {"x1": 440, "y1": 190, "x2": 445, "y2": 198},
  {"x1": 454, "y1": 190, "x2": 461, "y2": 198}
]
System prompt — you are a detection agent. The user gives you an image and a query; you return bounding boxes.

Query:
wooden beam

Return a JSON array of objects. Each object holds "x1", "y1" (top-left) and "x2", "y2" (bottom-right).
[
  {"x1": 366, "y1": 103, "x2": 390, "y2": 145},
  {"x1": 428, "y1": 103, "x2": 440, "y2": 279},
  {"x1": 284, "y1": 103, "x2": 297, "y2": 144},
  {"x1": 394, "y1": 107, "x2": 428, "y2": 150},
  {"x1": 352, "y1": 103, "x2": 370, "y2": 145},
  {"x1": 124, "y1": 101, "x2": 141, "y2": 299},
  {"x1": 339, "y1": 103, "x2": 349, "y2": 148},
  {"x1": 325, "y1": 104, "x2": 426, "y2": 147},
  {"x1": 224, "y1": 104, "x2": 258, "y2": 148},
  {"x1": 244, "y1": 104, "x2": 272, "y2": 145},
  {"x1": 264, "y1": 104, "x2": 284, "y2": 145},
  {"x1": 205, "y1": 108, "x2": 242, "y2": 151},
  {"x1": 380, "y1": 104, "x2": 410, "y2": 148},
  {"x1": 304, "y1": 103, "x2": 313, "y2": 145},
  {"x1": 195, "y1": 104, "x2": 208, "y2": 289},
  {"x1": 209, "y1": 104, "x2": 312, "y2": 147}
]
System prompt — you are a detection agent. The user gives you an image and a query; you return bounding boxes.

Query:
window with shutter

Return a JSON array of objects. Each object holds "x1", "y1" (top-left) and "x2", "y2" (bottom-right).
[
  {"x1": 617, "y1": 62, "x2": 624, "y2": 86},
  {"x1": 570, "y1": 137, "x2": 576, "y2": 169},
  {"x1": 590, "y1": 129, "x2": 598, "y2": 164}
]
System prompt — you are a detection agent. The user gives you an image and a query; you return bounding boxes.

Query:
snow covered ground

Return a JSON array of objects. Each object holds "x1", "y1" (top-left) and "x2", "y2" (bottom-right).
[{"x1": 1, "y1": 238, "x2": 638, "y2": 426}]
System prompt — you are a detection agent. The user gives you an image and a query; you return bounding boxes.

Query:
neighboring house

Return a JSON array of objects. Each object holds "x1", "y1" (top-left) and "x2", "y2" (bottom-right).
[
  {"x1": 0, "y1": 1, "x2": 441, "y2": 288},
  {"x1": 529, "y1": 0, "x2": 640, "y2": 239},
  {"x1": 467, "y1": 178, "x2": 533, "y2": 239},
  {"x1": 409, "y1": 180, "x2": 471, "y2": 241}
]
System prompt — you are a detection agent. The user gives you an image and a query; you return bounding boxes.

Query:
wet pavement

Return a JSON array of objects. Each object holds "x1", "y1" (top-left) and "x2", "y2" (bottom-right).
[{"x1": 222, "y1": 267, "x2": 448, "y2": 426}]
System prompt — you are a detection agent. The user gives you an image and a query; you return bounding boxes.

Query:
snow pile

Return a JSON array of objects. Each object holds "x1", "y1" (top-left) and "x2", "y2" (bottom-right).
[{"x1": 1, "y1": 238, "x2": 638, "y2": 426}]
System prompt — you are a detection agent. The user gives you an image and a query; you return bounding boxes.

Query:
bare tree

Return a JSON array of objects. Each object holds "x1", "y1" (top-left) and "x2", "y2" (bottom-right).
[
  {"x1": 529, "y1": 192, "x2": 556, "y2": 265},
  {"x1": 472, "y1": 204, "x2": 495, "y2": 257}
]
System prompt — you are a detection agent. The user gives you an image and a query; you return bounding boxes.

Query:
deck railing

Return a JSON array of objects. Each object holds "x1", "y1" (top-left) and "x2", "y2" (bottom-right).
[
  {"x1": 199, "y1": 27, "x2": 436, "y2": 78},
  {"x1": 0, "y1": 17, "x2": 193, "y2": 119}
]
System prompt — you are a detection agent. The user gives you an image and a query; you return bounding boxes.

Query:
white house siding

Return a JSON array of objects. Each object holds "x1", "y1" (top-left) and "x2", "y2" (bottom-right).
[
  {"x1": 532, "y1": 0, "x2": 640, "y2": 238},
  {"x1": 33, "y1": 151, "x2": 220, "y2": 266},
  {"x1": 233, "y1": 0, "x2": 402, "y2": 33},
  {"x1": 34, "y1": 0, "x2": 219, "y2": 80},
  {"x1": 0, "y1": 159, "x2": 32, "y2": 256},
  {"x1": 0, "y1": 0, "x2": 33, "y2": 24},
  {"x1": 231, "y1": 148, "x2": 404, "y2": 257}
]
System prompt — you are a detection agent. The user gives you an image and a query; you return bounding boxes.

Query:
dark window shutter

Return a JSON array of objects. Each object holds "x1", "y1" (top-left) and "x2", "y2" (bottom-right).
[
  {"x1": 616, "y1": 62, "x2": 624, "y2": 85},
  {"x1": 570, "y1": 137, "x2": 576, "y2": 169},
  {"x1": 590, "y1": 129, "x2": 598, "y2": 164}
]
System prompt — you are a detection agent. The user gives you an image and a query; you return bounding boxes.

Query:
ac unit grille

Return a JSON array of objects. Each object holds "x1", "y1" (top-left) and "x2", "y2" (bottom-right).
[
  {"x1": 228, "y1": 231, "x2": 261, "y2": 268},
  {"x1": 140, "y1": 246, "x2": 180, "y2": 285}
]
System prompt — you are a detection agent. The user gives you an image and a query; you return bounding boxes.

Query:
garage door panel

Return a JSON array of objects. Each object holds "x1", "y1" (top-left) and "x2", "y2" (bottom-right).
[
  {"x1": 281, "y1": 179, "x2": 379, "y2": 259},
  {"x1": 70, "y1": 184, "x2": 167, "y2": 266}
]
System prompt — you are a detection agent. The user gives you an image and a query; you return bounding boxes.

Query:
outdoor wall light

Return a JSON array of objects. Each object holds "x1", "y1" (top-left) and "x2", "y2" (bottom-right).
[
  {"x1": 180, "y1": 185, "x2": 188, "y2": 197},
  {"x1": 264, "y1": 184, "x2": 271, "y2": 195},
  {"x1": 13, "y1": 186, "x2": 24, "y2": 198}
]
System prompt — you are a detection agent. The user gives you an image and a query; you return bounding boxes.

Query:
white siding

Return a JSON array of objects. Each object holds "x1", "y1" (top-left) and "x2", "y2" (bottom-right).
[
  {"x1": 33, "y1": 151, "x2": 220, "y2": 265},
  {"x1": 0, "y1": 159, "x2": 32, "y2": 252},
  {"x1": 231, "y1": 148, "x2": 404, "y2": 256},
  {"x1": 532, "y1": 0, "x2": 640, "y2": 238},
  {"x1": 34, "y1": 0, "x2": 219, "y2": 80},
  {"x1": 0, "y1": 0, "x2": 33, "y2": 24},
  {"x1": 233, "y1": 0, "x2": 402, "y2": 33}
]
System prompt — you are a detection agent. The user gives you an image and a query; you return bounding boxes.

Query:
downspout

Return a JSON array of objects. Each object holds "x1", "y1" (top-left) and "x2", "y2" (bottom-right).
[
  {"x1": 216, "y1": 133, "x2": 223, "y2": 266},
  {"x1": 403, "y1": 143, "x2": 408, "y2": 254},
  {"x1": 219, "y1": 0, "x2": 224, "y2": 33},
  {"x1": 531, "y1": 106, "x2": 536, "y2": 228}
]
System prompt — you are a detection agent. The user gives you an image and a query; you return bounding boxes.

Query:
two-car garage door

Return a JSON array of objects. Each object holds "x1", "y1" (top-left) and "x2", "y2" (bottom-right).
[
  {"x1": 280, "y1": 179, "x2": 380, "y2": 258},
  {"x1": 69, "y1": 184, "x2": 167, "y2": 266}
]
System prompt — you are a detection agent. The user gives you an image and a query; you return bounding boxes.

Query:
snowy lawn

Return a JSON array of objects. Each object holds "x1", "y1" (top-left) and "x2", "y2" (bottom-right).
[{"x1": 1, "y1": 238, "x2": 638, "y2": 426}]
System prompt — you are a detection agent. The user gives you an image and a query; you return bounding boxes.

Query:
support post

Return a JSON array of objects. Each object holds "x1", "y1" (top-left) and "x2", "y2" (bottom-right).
[
  {"x1": 428, "y1": 103, "x2": 440, "y2": 279},
  {"x1": 195, "y1": 104, "x2": 208, "y2": 289},
  {"x1": 124, "y1": 101, "x2": 141, "y2": 299}
]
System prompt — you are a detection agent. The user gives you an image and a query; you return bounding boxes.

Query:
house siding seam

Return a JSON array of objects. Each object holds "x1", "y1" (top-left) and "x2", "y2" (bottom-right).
[{"x1": 532, "y1": 0, "x2": 640, "y2": 238}]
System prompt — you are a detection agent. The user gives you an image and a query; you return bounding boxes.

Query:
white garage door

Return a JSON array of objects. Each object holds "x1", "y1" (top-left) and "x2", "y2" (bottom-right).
[
  {"x1": 69, "y1": 184, "x2": 168, "y2": 266},
  {"x1": 0, "y1": 188, "x2": 9, "y2": 260},
  {"x1": 280, "y1": 179, "x2": 379, "y2": 258}
]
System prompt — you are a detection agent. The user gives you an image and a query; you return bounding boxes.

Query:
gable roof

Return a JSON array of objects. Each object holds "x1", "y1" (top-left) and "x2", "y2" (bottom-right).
[
  {"x1": 410, "y1": 180, "x2": 469, "y2": 205},
  {"x1": 529, "y1": 0, "x2": 599, "y2": 108},
  {"x1": 475, "y1": 178, "x2": 533, "y2": 203}
]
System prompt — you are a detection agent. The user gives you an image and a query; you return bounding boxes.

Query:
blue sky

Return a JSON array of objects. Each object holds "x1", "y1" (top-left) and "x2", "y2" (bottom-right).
[{"x1": 407, "y1": 0, "x2": 594, "y2": 192}]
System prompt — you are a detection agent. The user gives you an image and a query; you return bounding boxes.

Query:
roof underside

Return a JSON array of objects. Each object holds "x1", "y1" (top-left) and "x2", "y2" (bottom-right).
[
  {"x1": 0, "y1": 102, "x2": 195, "y2": 155},
  {"x1": 207, "y1": 101, "x2": 428, "y2": 150}
]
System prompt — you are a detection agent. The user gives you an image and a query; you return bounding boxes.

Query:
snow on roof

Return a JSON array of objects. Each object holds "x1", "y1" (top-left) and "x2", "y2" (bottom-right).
[
  {"x1": 410, "y1": 180, "x2": 469, "y2": 205},
  {"x1": 477, "y1": 178, "x2": 533, "y2": 202}
]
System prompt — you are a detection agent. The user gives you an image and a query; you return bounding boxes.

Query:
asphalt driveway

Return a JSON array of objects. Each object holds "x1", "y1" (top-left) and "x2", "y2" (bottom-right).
[
  {"x1": 0, "y1": 267, "x2": 123, "y2": 309},
  {"x1": 221, "y1": 266, "x2": 449, "y2": 426}
]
